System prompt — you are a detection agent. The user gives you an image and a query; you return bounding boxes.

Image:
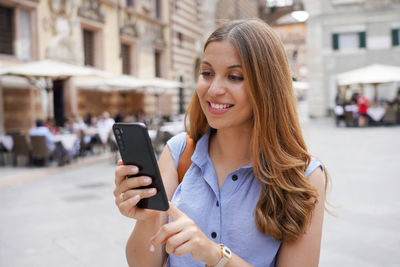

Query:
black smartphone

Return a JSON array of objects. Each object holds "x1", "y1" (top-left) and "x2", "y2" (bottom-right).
[{"x1": 113, "y1": 122, "x2": 169, "y2": 211}]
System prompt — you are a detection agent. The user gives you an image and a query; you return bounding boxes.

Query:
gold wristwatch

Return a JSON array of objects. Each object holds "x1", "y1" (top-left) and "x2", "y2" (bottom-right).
[{"x1": 206, "y1": 244, "x2": 232, "y2": 267}]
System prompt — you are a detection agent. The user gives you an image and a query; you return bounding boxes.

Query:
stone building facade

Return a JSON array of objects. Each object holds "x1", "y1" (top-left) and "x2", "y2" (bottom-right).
[
  {"x1": 169, "y1": 0, "x2": 204, "y2": 114},
  {"x1": 0, "y1": 0, "x2": 174, "y2": 133},
  {"x1": 304, "y1": 0, "x2": 400, "y2": 117},
  {"x1": 272, "y1": 16, "x2": 307, "y2": 82}
]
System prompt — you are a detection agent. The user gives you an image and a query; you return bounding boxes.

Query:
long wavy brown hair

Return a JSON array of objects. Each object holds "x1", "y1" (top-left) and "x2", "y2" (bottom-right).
[{"x1": 185, "y1": 19, "x2": 328, "y2": 243}]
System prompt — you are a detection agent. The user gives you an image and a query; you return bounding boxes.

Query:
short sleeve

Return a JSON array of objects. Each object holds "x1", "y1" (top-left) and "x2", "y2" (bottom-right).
[
  {"x1": 166, "y1": 132, "x2": 187, "y2": 169},
  {"x1": 305, "y1": 157, "x2": 323, "y2": 177}
]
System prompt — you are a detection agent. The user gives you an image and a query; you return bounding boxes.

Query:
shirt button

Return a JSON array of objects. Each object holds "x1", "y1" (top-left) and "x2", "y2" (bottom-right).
[
  {"x1": 216, "y1": 201, "x2": 219, "y2": 207},
  {"x1": 211, "y1": 232, "x2": 217, "y2": 239},
  {"x1": 232, "y1": 174, "x2": 238, "y2": 181}
]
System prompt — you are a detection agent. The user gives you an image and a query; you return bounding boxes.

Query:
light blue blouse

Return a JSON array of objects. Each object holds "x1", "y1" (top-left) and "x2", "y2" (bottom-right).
[{"x1": 166, "y1": 131, "x2": 322, "y2": 267}]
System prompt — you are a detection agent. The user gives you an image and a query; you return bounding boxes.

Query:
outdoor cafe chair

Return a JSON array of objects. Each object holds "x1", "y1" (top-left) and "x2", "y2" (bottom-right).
[
  {"x1": 11, "y1": 133, "x2": 31, "y2": 166},
  {"x1": 30, "y1": 136, "x2": 52, "y2": 166}
]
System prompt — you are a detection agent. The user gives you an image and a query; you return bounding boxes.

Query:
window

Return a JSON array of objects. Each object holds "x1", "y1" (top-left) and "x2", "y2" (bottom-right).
[
  {"x1": 121, "y1": 43, "x2": 131, "y2": 75},
  {"x1": 155, "y1": 50, "x2": 162, "y2": 77},
  {"x1": 177, "y1": 32, "x2": 183, "y2": 48},
  {"x1": 0, "y1": 5, "x2": 34, "y2": 60},
  {"x1": 19, "y1": 9, "x2": 31, "y2": 61},
  {"x1": 83, "y1": 29, "x2": 94, "y2": 66},
  {"x1": 155, "y1": 0, "x2": 162, "y2": 19},
  {"x1": 332, "y1": 32, "x2": 366, "y2": 50},
  {"x1": 0, "y1": 5, "x2": 14, "y2": 55},
  {"x1": 392, "y1": 29, "x2": 400, "y2": 47}
]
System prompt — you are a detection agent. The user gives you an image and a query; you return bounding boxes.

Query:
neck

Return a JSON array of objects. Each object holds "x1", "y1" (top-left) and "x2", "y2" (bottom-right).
[{"x1": 209, "y1": 127, "x2": 252, "y2": 166}]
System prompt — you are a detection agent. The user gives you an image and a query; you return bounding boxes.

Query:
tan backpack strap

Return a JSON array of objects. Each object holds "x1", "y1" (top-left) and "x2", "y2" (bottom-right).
[{"x1": 177, "y1": 134, "x2": 195, "y2": 183}]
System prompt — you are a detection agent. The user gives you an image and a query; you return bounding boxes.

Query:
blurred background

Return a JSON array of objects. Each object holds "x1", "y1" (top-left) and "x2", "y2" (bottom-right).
[{"x1": 0, "y1": 0, "x2": 399, "y2": 266}]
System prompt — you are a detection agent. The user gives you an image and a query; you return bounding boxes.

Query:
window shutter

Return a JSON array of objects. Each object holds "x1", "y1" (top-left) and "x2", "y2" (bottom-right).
[
  {"x1": 332, "y1": 33, "x2": 339, "y2": 50},
  {"x1": 392, "y1": 29, "x2": 399, "y2": 46},
  {"x1": 83, "y1": 29, "x2": 94, "y2": 66},
  {"x1": 121, "y1": 43, "x2": 131, "y2": 75},
  {"x1": 155, "y1": 50, "x2": 161, "y2": 78},
  {"x1": 359, "y1": 31, "x2": 366, "y2": 48},
  {"x1": 0, "y1": 6, "x2": 14, "y2": 55}
]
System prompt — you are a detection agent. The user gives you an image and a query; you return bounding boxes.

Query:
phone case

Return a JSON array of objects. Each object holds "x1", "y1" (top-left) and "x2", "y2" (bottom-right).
[{"x1": 113, "y1": 122, "x2": 169, "y2": 211}]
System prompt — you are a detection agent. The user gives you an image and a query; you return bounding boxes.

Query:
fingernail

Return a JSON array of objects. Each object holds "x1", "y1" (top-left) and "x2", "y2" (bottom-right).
[
  {"x1": 147, "y1": 188, "x2": 156, "y2": 194},
  {"x1": 131, "y1": 167, "x2": 138, "y2": 172},
  {"x1": 131, "y1": 195, "x2": 140, "y2": 202},
  {"x1": 143, "y1": 177, "x2": 151, "y2": 183},
  {"x1": 149, "y1": 244, "x2": 155, "y2": 252}
]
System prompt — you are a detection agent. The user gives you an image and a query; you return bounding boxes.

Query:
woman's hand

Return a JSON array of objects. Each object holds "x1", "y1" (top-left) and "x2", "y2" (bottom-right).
[
  {"x1": 113, "y1": 160, "x2": 160, "y2": 221},
  {"x1": 150, "y1": 203, "x2": 221, "y2": 266}
]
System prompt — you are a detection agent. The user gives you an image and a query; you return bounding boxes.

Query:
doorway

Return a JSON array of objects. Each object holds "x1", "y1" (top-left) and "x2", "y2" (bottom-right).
[{"x1": 53, "y1": 79, "x2": 65, "y2": 127}]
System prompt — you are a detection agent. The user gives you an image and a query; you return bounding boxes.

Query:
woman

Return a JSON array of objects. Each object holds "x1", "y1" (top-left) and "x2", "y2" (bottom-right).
[{"x1": 114, "y1": 19, "x2": 327, "y2": 267}]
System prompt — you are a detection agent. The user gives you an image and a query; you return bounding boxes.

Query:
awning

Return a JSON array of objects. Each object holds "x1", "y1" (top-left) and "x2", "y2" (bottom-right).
[
  {"x1": 106, "y1": 75, "x2": 149, "y2": 91},
  {"x1": 144, "y1": 77, "x2": 183, "y2": 94},
  {"x1": 0, "y1": 59, "x2": 111, "y2": 80},
  {"x1": 336, "y1": 64, "x2": 400, "y2": 86}
]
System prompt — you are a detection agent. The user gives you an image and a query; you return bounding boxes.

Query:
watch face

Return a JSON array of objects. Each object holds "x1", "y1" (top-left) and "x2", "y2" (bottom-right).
[{"x1": 223, "y1": 247, "x2": 231, "y2": 258}]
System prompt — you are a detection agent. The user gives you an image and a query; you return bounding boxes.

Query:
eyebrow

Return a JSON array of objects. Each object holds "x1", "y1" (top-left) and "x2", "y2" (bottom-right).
[{"x1": 202, "y1": 61, "x2": 242, "y2": 69}]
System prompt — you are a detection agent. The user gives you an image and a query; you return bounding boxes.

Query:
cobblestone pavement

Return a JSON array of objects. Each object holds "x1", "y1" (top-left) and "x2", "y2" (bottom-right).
[{"x1": 0, "y1": 118, "x2": 399, "y2": 267}]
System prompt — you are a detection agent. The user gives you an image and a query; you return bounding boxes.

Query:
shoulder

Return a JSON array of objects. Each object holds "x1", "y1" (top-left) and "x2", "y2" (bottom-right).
[
  {"x1": 166, "y1": 132, "x2": 187, "y2": 168},
  {"x1": 306, "y1": 157, "x2": 326, "y2": 196},
  {"x1": 305, "y1": 157, "x2": 323, "y2": 177}
]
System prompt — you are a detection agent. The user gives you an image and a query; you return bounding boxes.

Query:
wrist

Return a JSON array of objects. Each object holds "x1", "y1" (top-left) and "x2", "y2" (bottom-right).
[{"x1": 205, "y1": 242, "x2": 221, "y2": 267}]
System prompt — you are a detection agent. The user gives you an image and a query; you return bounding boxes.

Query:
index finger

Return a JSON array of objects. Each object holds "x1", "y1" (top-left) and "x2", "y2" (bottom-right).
[
  {"x1": 166, "y1": 202, "x2": 185, "y2": 221},
  {"x1": 114, "y1": 164, "x2": 140, "y2": 185}
]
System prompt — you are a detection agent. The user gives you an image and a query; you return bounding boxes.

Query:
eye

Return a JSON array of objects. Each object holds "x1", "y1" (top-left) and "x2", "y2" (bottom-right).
[
  {"x1": 229, "y1": 75, "x2": 244, "y2": 81},
  {"x1": 200, "y1": 71, "x2": 213, "y2": 78}
]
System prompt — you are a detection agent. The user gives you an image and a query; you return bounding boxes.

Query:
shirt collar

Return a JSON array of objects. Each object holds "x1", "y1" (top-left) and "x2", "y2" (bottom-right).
[
  {"x1": 191, "y1": 129, "x2": 254, "y2": 171},
  {"x1": 191, "y1": 129, "x2": 211, "y2": 169}
]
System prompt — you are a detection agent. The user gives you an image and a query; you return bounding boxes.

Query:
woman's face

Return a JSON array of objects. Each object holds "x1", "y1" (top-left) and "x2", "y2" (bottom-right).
[{"x1": 196, "y1": 40, "x2": 252, "y2": 131}]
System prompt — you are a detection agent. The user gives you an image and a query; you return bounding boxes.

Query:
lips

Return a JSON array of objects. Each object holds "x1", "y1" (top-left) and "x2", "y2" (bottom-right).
[{"x1": 207, "y1": 101, "x2": 234, "y2": 114}]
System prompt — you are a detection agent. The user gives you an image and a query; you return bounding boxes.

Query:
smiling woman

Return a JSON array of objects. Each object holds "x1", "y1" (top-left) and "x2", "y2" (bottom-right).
[
  {"x1": 114, "y1": 18, "x2": 328, "y2": 267},
  {"x1": 196, "y1": 40, "x2": 252, "y2": 131}
]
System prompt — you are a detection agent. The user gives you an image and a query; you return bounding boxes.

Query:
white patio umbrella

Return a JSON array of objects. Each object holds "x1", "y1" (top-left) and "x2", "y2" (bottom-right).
[
  {"x1": 0, "y1": 59, "x2": 112, "y2": 118},
  {"x1": 106, "y1": 75, "x2": 149, "y2": 91},
  {"x1": 337, "y1": 64, "x2": 400, "y2": 86},
  {"x1": 336, "y1": 64, "x2": 400, "y2": 104},
  {"x1": 0, "y1": 59, "x2": 110, "y2": 79}
]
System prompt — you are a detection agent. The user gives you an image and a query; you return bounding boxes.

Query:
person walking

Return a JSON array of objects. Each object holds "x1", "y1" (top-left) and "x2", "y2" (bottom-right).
[{"x1": 113, "y1": 19, "x2": 328, "y2": 267}]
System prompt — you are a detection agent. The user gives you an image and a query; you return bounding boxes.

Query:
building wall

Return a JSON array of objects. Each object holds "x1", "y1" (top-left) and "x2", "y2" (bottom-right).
[
  {"x1": 0, "y1": 0, "x2": 174, "y2": 133},
  {"x1": 273, "y1": 21, "x2": 307, "y2": 81},
  {"x1": 169, "y1": 0, "x2": 204, "y2": 114},
  {"x1": 216, "y1": 0, "x2": 259, "y2": 23},
  {"x1": 304, "y1": 0, "x2": 400, "y2": 117}
]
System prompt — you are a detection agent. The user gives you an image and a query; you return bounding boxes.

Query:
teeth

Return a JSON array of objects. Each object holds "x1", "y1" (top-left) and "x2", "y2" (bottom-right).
[{"x1": 210, "y1": 103, "x2": 232, "y2": 109}]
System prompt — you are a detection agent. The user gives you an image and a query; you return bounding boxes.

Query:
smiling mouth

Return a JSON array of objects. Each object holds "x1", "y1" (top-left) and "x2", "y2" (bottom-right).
[{"x1": 208, "y1": 102, "x2": 234, "y2": 110}]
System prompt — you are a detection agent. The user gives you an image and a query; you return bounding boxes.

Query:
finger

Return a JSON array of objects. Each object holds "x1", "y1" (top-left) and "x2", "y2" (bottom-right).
[
  {"x1": 165, "y1": 227, "x2": 195, "y2": 255},
  {"x1": 120, "y1": 187, "x2": 157, "y2": 202},
  {"x1": 150, "y1": 220, "x2": 186, "y2": 247},
  {"x1": 117, "y1": 176, "x2": 152, "y2": 194},
  {"x1": 118, "y1": 194, "x2": 141, "y2": 213},
  {"x1": 114, "y1": 165, "x2": 140, "y2": 185},
  {"x1": 118, "y1": 160, "x2": 123, "y2": 166},
  {"x1": 167, "y1": 202, "x2": 185, "y2": 221},
  {"x1": 113, "y1": 176, "x2": 152, "y2": 198},
  {"x1": 174, "y1": 239, "x2": 195, "y2": 257}
]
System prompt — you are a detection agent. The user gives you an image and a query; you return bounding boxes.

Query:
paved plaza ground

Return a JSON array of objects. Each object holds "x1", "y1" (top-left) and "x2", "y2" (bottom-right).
[{"x1": 0, "y1": 118, "x2": 399, "y2": 267}]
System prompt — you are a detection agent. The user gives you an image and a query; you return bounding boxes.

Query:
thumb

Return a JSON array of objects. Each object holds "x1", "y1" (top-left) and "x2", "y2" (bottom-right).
[
  {"x1": 117, "y1": 160, "x2": 123, "y2": 166},
  {"x1": 167, "y1": 202, "x2": 184, "y2": 221}
]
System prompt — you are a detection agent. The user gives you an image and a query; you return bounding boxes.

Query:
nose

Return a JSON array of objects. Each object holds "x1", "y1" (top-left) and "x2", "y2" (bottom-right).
[{"x1": 208, "y1": 76, "x2": 226, "y2": 97}]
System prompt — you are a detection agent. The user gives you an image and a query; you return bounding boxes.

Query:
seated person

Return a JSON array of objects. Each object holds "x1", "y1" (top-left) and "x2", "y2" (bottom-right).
[{"x1": 29, "y1": 119, "x2": 55, "y2": 152}]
